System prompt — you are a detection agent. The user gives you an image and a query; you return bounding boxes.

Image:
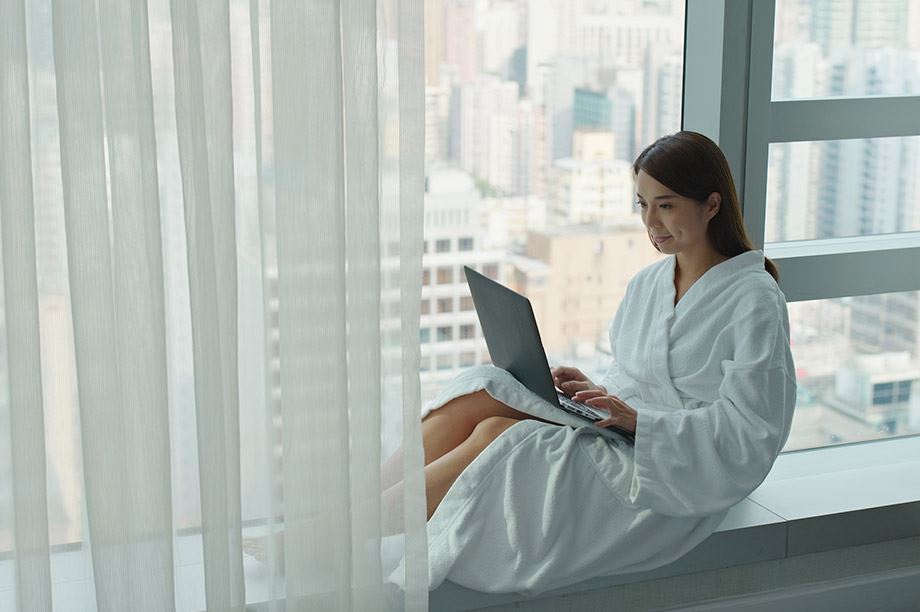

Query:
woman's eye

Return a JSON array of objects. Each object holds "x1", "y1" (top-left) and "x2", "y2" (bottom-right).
[
  {"x1": 660, "y1": 204, "x2": 672, "y2": 209},
  {"x1": 637, "y1": 201, "x2": 647, "y2": 208}
]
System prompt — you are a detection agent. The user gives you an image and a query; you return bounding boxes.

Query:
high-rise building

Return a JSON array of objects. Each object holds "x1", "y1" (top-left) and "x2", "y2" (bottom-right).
[
  {"x1": 641, "y1": 47, "x2": 683, "y2": 148},
  {"x1": 425, "y1": 0, "x2": 445, "y2": 85},
  {"x1": 573, "y1": 87, "x2": 612, "y2": 130},
  {"x1": 607, "y1": 84, "x2": 637, "y2": 162},
  {"x1": 549, "y1": 130, "x2": 634, "y2": 226},
  {"x1": 426, "y1": 82, "x2": 452, "y2": 164},
  {"x1": 513, "y1": 222, "x2": 663, "y2": 356},
  {"x1": 444, "y1": 0, "x2": 478, "y2": 85},
  {"x1": 419, "y1": 168, "x2": 505, "y2": 403},
  {"x1": 575, "y1": 12, "x2": 680, "y2": 72},
  {"x1": 458, "y1": 75, "x2": 521, "y2": 194},
  {"x1": 476, "y1": 0, "x2": 521, "y2": 78}
]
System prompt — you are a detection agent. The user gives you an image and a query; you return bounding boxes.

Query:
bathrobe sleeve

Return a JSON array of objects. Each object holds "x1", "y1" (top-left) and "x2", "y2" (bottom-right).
[{"x1": 628, "y1": 299, "x2": 797, "y2": 517}]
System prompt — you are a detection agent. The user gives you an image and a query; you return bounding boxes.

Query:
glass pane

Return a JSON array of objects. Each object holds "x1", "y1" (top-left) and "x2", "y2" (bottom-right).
[
  {"x1": 764, "y1": 136, "x2": 920, "y2": 242},
  {"x1": 772, "y1": 0, "x2": 920, "y2": 99},
  {"x1": 422, "y1": 0, "x2": 685, "y2": 404},
  {"x1": 784, "y1": 291, "x2": 920, "y2": 451}
]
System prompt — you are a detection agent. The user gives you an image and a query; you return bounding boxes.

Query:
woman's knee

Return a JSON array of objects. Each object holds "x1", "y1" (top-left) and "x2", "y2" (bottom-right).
[
  {"x1": 426, "y1": 390, "x2": 503, "y2": 427},
  {"x1": 467, "y1": 415, "x2": 520, "y2": 450}
]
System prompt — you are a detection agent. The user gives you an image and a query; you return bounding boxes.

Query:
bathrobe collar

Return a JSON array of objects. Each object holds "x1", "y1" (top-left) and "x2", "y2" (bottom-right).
[{"x1": 663, "y1": 250, "x2": 765, "y2": 316}]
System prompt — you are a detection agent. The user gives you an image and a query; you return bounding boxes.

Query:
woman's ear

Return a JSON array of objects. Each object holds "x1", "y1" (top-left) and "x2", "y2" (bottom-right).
[{"x1": 705, "y1": 192, "x2": 721, "y2": 220}]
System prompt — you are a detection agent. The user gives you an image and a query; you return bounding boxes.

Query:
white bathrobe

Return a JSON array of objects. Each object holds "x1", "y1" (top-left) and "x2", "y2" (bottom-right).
[{"x1": 393, "y1": 250, "x2": 796, "y2": 595}]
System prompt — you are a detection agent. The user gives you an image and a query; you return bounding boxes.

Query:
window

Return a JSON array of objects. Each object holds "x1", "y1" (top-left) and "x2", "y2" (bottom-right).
[
  {"x1": 421, "y1": 299, "x2": 431, "y2": 315},
  {"x1": 437, "y1": 298, "x2": 453, "y2": 313},
  {"x1": 436, "y1": 266, "x2": 453, "y2": 285},
  {"x1": 437, "y1": 354, "x2": 453, "y2": 370},
  {"x1": 684, "y1": 1, "x2": 920, "y2": 450},
  {"x1": 872, "y1": 383, "x2": 894, "y2": 406},
  {"x1": 896, "y1": 381, "x2": 912, "y2": 402},
  {"x1": 459, "y1": 351, "x2": 476, "y2": 367},
  {"x1": 437, "y1": 326, "x2": 453, "y2": 342},
  {"x1": 422, "y1": 0, "x2": 685, "y2": 406},
  {"x1": 422, "y1": 268, "x2": 430, "y2": 286},
  {"x1": 765, "y1": 137, "x2": 920, "y2": 242},
  {"x1": 420, "y1": 328, "x2": 430, "y2": 344},
  {"x1": 772, "y1": 0, "x2": 920, "y2": 99}
]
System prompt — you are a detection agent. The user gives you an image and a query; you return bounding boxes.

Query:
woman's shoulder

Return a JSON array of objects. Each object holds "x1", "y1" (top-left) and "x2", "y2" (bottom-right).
[
  {"x1": 629, "y1": 255, "x2": 673, "y2": 288},
  {"x1": 725, "y1": 269, "x2": 789, "y2": 325}
]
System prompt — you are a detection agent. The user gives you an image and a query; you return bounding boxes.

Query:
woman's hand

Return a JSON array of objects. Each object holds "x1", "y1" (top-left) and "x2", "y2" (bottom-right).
[
  {"x1": 573, "y1": 389, "x2": 638, "y2": 434},
  {"x1": 551, "y1": 365, "x2": 606, "y2": 397}
]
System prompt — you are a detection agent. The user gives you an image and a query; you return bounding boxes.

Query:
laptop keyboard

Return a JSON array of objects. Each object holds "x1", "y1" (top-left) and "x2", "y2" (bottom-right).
[{"x1": 557, "y1": 392, "x2": 602, "y2": 420}]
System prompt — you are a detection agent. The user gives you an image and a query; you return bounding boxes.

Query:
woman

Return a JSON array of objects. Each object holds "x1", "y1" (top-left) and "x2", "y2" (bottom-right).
[{"x1": 386, "y1": 130, "x2": 796, "y2": 595}]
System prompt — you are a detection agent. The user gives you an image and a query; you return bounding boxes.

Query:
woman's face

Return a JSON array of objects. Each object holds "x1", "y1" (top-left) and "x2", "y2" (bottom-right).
[{"x1": 635, "y1": 170, "x2": 719, "y2": 257}]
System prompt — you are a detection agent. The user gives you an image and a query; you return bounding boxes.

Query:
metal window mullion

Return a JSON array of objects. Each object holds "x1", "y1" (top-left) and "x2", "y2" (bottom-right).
[
  {"x1": 772, "y1": 248, "x2": 920, "y2": 302},
  {"x1": 770, "y1": 97, "x2": 920, "y2": 143},
  {"x1": 740, "y1": 0, "x2": 775, "y2": 250}
]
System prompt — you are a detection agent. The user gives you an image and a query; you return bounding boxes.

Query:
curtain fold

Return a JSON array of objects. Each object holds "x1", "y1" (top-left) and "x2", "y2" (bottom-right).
[
  {"x1": 169, "y1": 0, "x2": 245, "y2": 607},
  {"x1": 394, "y1": 0, "x2": 429, "y2": 608},
  {"x1": 341, "y1": 0, "x2": 386, "y2": 608},
  {"x1": 0, "y1": 0, "x2": 427, "y2": 609},
  {"x1": 0, "y1": 1, "x2": 53, "y2": 609},
  {"x1": 270, "y1": 0, "x2": 353, "y2": 605},
  {"x1": 52, "y1": 0, "x2": 176, "y2": 607}
]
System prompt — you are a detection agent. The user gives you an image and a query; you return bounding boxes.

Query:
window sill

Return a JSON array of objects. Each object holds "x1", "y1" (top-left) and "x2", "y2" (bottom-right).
[
  {"x1": 4, "y1": 436, "x2": 918, "y2": 611},
  {"x1": 429, "y1": 434, "x2": 920, "y2": 611}
]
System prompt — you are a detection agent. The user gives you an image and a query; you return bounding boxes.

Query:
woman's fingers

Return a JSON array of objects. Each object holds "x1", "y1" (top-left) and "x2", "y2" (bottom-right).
[
  {"x1": 558, "y1": 380, "x2": 591, "y2": 395},
  {"x1": 552, "y1": 366, "x2": 586, "y2": 382},
  {"x1": 584, "y1": 395, "x2": 637, "y2": 433}
]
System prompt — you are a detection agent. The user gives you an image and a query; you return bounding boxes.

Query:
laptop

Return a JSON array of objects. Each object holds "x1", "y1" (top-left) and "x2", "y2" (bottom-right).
[{"x1": 463, "y1": 265, "x2": 635, "y2": 444}]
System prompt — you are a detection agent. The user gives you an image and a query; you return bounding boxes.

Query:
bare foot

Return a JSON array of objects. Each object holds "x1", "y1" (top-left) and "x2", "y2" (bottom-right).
[{"x1": 242, "y1": 532, "x2": 284, "y2": 573}]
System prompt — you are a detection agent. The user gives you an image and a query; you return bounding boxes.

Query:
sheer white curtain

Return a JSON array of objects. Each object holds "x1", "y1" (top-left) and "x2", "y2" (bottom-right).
[{"x1": 0, "y1": 0, "x2": 428, "y2": 610}]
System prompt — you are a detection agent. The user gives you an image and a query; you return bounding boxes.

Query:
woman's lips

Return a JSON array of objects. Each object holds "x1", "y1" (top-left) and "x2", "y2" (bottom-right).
[{"x1": 653, "y1": 235, "x2": 672, "y2": 244}]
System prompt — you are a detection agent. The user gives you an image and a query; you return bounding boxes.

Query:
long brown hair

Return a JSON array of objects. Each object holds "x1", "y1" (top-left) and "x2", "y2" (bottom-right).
[{"x1": 633, "y1": 131, "x2": 778, "y2": 281}]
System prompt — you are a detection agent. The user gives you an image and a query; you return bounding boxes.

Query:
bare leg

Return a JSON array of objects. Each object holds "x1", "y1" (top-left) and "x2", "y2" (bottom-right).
[
  {"x1": 380, "y1": 390, "x2": 539, "y2": 490},
  {"x1": 245, "y1": 394, "x2": 534, "y2": 568},
  {"x1": 380, "y1": 415, "x2": 521, "y2": 533}
]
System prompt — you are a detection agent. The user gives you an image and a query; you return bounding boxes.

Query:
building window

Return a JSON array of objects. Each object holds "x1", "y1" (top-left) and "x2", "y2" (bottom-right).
[
  {"x1": 419, "y1": 328, "x2": 430, "y2": 344},
  {"x1": 459, "y1": 324, "x2": 475, "y2": 339},
  {"x1": 436, "y1": 266, "x2": 453, "y2": 285},
  {"x1": 483, "y1": 263, "x2": 498, "y2": 280},
  {"x1": 421, "y1": 299, "x2": 430, "y2": 315},
  {"x1": 437, "y1": 298, "x2": 453, "y2": 313},
  {"x1": 896, "y1": 381, "x2": 911, "y2": 403},
  {"x1": 422, "y1": 268, "x2": 430, "y2": 286},
  {"x1": 437, "y1": 326, "x2": 453, "y2": 342},
  {"x1": 437, "y1": 354, "x2": 453, "y2": 370},
  {"x1": 435, "y1": 238, "x2": 451, "y2": 253},
  {"x1": 460, "y1": 296, "x2": 474, "y2": 311},
  {"x1": 872, "y1": 382, "x2": 894, "y2": 405},
  {"x1": 458, "y1": 237, "x2": 474, "y2": 251},
  {"x1": 459, "y1": 351, "x2": 476, "y2": 367}
]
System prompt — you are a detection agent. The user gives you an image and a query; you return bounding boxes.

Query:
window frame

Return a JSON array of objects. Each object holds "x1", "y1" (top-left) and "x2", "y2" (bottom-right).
[{"x1": 683, "y1": 0, "x2": 920, "y2": 303}]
